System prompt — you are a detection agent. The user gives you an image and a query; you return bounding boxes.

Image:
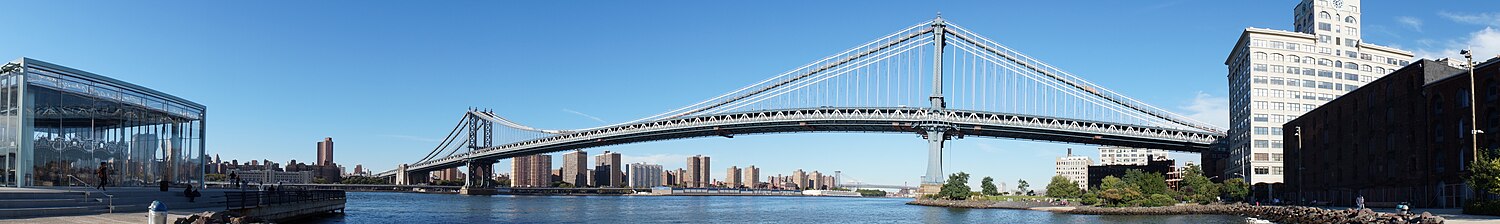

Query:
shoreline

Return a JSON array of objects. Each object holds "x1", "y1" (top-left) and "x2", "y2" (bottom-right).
[{"x1": 907, "y1": 199, "x2": 1448, "y2": 223}]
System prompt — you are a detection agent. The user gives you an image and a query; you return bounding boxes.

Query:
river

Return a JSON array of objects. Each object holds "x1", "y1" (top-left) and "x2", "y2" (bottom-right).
[{"x1": 305, "y1": 192, "x2": 1249, "y2": 223}]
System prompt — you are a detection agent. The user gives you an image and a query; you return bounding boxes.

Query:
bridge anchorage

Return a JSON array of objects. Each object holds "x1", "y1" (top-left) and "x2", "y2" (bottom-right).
[{"x1": 379, "y1": 16, "x2": 1225, "y2": 195}]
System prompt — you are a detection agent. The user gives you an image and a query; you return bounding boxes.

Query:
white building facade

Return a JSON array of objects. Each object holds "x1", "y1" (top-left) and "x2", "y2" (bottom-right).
[
  {"x1": 1055, "y1": 149, "x2": 1092, "y2": 191},
  {"x1": 1224, "y1": 0, "x2": 1412, "y2": 186},
  {"x1": 626, "y1": 163, "x2": 663, "y2": 188},
  {"x1": 1098, "y1": 146, "x2": 1169, "y2": 166}
]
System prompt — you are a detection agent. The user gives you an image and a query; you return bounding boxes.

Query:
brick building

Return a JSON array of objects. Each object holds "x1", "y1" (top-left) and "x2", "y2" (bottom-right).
[{"x1": 1285, "y1": 58, "x2": 1498, "y2": 208}]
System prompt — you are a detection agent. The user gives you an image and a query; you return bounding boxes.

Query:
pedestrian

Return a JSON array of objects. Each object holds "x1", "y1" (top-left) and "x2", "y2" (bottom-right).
[
  {"x1": 95, "y1": 162, "x2": 109, "y2": 191},
  {"x1": 229, "y1": 171, "x2": 239, "y2": 188},
  {"x1": 184, "y1": 185, "x2": 201, "y2": 202},
  {"x1": 1356, "y1": 195, "x2": 1365, "y2": 209}
]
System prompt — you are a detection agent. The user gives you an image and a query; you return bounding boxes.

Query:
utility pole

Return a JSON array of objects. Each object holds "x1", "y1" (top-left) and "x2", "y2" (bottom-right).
[{"x1": 1463, "y1": 50, "x2": 1484, "y2": 169}]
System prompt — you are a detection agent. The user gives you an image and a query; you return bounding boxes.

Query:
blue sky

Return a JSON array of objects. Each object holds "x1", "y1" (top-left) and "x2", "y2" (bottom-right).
[{"x1": 1, "y1": 1, "x2": 1497, "y2": 189}]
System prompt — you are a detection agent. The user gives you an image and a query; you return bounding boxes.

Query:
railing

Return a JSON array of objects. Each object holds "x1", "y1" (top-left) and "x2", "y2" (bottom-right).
[
  {"x1": 225, "y1": 190, "x2": 346, "y2": 210},
  {"x1": 67, "y1": 175, "x2": 113, "y2": 213}
]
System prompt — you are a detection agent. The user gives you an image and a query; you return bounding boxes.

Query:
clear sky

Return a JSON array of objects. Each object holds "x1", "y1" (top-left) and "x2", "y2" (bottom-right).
[{"x1": 1, "y1": 1, "x2": 1496, "y2": 189}]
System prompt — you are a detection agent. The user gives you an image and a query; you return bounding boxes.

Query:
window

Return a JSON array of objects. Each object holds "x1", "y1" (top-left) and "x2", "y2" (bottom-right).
[
  {"x1": 1287, "y1": 66, "x2": 1301, "y2": 75},
  {"x1": 1319, "y1": 59, "x2": 1332, "y2": 66},
  {"x1": 1255, "y1": 127, "x2": 1269, "y2": 135},
  {"x1": 1254, "y1": 166, "x2": 1270, "y2": 175},
  {"x1": 1254, "y1": 140, "x2": 1269, "y2": 148},
  {"x1": 1255, "y1": 153, "x2": 1269, "y2": 161},
  {"x1": 1345, "y1": 73, "x2": 1360, "y2": 81},
  {"x1": 1271, "y1": 140, "x2": 1283, "y2": 148},
  {"x1": 1254, "y1": 52, "x2": 1268, "y2": 60},
  {"x1": 1253, "y1": 76, "x2": 1268, "y2": 84},
  {"x1": 1271, "y1": 127, "x2": 1283, "y2": 135},
  {"x1": 1460, "y1": 90, "x2": 1471, "y2": 108},
  {"x1": 1319, "y1": 35, "x2": 1331, "y2": 43},
  {"x1": 1288, "y1": 79, "x2": 1301, "y2": 87},
  {"x1": 1319, "y1": 81, "x2": 1334, "y2": 89},
  {"x1": 1345, "y1": 49, "x2": 1359, "y2": 58},
  {"x1": 1318, "y1": 70, "x2": 1333, "y2": 77},
  {"x1": 1253, "y1": 114, "x2": 1269, "y2": 122},
  {"x1": 1288, "y1": 55, "x2": 1301, "y2": 63},
  {"x1": 1345, "y1": 16, "x2": 1356, "y2": 23},
  {"x1": 1304, "y1": 68, "x2": 1316, "y2": 76},
  {"x1": 1273, "y1": 153, "x2": 1284, "y2": 162},
  {"x1": 1272, "y1": 166, "x2": 1284, "y2": 175},
  {"x1": 1254, "y1": 64, "x2": 1268, "y2": 72},
  {"x1": 1319, "y1": 22, "x2": 1332, "y2": 31},
  {"x1": 1319, "y1": 11, "x2": 1331, "y2": 19}
]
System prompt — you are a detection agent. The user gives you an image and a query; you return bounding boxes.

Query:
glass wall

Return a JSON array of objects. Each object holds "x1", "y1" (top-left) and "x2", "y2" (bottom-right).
[
  {"x1": 2, "y1": 59, "x2": 205, "y2": 187},
  {"x1": 0, "y1": 72, "x2": 19, "y2": 187}
]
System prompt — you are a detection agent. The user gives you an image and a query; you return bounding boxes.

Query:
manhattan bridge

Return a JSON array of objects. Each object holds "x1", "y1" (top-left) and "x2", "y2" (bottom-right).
[{"x1": 375, "y1": 17, "x2": 1226, "y2": 193}]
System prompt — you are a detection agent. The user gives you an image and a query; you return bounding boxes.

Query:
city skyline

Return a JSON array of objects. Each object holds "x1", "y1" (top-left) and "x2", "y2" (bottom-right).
[{"x1": 0, "y1": 1, "x2": 1495, "y2": 189}]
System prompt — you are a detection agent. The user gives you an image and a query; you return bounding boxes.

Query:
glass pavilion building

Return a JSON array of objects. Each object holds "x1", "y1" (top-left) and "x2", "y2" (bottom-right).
[{"x1": 0, "y1": 58, "x2": 205, "y2": 187}]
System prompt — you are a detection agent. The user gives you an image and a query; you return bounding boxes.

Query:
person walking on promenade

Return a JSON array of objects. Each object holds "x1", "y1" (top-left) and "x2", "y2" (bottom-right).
[{"x1": 95, "y1": 162, "x2": 109, "y2": 191}]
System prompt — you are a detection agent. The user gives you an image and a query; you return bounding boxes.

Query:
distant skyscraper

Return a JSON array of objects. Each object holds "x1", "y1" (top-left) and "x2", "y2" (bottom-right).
[
  {"x1": 810, "y1": 171, "x2": 824, "y2": 189},
  {"x1": 725, "y1": 166, "x2": 741, "y2": 188},
  {"x1": 627, "y1": 163, "x2": 663, "y2": 188},
  {"x1": 562, "y1": 150, "x2": 588, "y2": 186},
  {"x1": 594, "y1": 151, "x2": 622, "y2": 187},
  {"x1": 743, "y1": 166, "x2": 759, "y2": 189},
  {"x1": 792, "y1": 169, "x2": 807, "y2": 189},
  {"x1": 1222, "y1": 0, "x2": 1412, "y2": 187},
  {"x1": 1056, "y1": 148, "x2": 1092, "y2": 191},
  {"x1": 687, "y1": 155, "x2": 711, "y2": 188},
  {"x1": 317, "y1": 137, "x2": 334, "y2": 166},
  {"x1": 510, "y1": 154, "x2": 552, "y2": 187}
]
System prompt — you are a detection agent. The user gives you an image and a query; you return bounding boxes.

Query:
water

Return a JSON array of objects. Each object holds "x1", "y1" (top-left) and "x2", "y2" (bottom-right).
[{"x1": 307, "y1": 192, "x2": 1249, "y2": 223}]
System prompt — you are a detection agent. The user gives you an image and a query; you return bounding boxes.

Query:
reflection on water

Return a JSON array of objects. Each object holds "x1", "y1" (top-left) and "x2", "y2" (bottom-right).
[{"x1": 308, "y1": 192, "x2": 1249, "y2": 223}]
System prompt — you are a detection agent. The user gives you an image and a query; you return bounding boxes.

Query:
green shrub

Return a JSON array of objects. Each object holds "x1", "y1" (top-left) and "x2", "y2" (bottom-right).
[
  {"x1": 1465, "y1": 199, "x2": 1500, "y2": 216},
  {"x1": 1078, "y1": 192, "x2": 1100, "y2": 206}
]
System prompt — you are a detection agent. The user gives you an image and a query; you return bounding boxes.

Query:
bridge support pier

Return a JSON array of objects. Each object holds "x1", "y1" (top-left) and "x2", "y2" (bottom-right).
[
  {"x1": 919, "y1": 126, "x2": 951, "y2": 195},
  {"x1": 460, "y1": 159, "x2": 498, "y2": 195},
  {"x1": 394, "y1": 164, "x2": 410, "y2": 185}
]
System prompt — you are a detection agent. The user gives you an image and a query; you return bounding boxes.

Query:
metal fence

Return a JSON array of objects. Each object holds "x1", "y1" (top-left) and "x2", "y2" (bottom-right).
[{"x1": 226, "y1": 190, "x2": 345, "y2": 210}]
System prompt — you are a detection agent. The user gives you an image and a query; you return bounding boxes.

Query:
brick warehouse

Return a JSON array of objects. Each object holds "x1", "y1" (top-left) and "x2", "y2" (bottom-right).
[{"x1": 1284, "y1": 57, "x2": 1499, "y2": 208}]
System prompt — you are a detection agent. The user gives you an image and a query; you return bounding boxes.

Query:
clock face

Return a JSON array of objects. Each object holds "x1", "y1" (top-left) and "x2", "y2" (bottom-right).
[{"x1": 1333, "y1": 0, "x2": 1344, "y2": 8}]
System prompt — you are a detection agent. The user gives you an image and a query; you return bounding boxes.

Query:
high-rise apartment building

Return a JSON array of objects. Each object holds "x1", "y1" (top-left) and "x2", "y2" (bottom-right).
[
  {"x1": 743, "y1": 165, "x2": 759, "y2": 189},
  {"x1": 317, "y1": 137, "x2": 334, "y2": 166},
  {"x1": 810, "y1": 171, "x2": 823, "y2": 189},
  {"x1": 725, "y1": 166, "x2": 742, "y2": 188},
  {"x1": 687, "y1": 155, "x2": 711, "y2": 188},
  {"x1": 1224, "y1": 0, "x2": 1412, "y2": 189},
  {"x1": 594, "y1": 151, "x2": 622, "y2": 187},
  {"x1": 510, "y1": 154, "x2": 552, "y2": 187},
  {"x1": 1055, "y1": 148, "x2": 1092, "y2": 191},
  {"x1": 1098, "y1": 146, "x2": 1168, "y2": 166},
  {"x1": 562, "y1": 150, "x2": 588, "y2": 186},
  {"x1": 792, "y1": 169, "x2": 807, "y2": 189},
  {"x1": 626, "y1": 163, "x2": 662, "y2": 188}
]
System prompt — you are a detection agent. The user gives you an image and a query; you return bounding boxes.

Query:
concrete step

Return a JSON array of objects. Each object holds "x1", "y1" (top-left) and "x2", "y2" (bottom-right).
[{"x1": 0, "y1": 192, "x2": 86, "y2": 199}]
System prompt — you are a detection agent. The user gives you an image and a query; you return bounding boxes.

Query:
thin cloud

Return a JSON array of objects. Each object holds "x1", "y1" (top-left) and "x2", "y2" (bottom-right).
[
  {"x1": 1412, "y1": 27, "x2": 1500, "y2": 61},
  {"x1": 1178, "y1": 92, "x2": 1230, "y2": 130},
  {"x1": 561, "y1": 108, "x2": 607, "y2": 123},
  {"x1": 1439, "y1": 11, "x2": 1500, "y2": 27},
  {"x1": 1396, "y1": 16, "x2": 1422, "y2": 32},
  {"x1": 379, "y1": 134, "x2": 441, "y2": 142}
]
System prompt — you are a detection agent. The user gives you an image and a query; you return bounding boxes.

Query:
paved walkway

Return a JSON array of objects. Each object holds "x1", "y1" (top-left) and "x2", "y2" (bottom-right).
[
  {"x1": 1318, "y1": 206, "x2": 1500, "y2": 223},
  {"x1": 0, "y1": 208, "x2": 221, "y2": 224}
]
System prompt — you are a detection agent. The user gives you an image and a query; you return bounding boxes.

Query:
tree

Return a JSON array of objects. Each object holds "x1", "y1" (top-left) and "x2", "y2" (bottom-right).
[
  {"x1": 980, "y1": 177, "x2": 1000, "y2": 196},
  {"x1": 312, "y1": 177, "x2": 331, "y2": 184},
  {"x1": 1016, "y1": 179, "x2": 1030, "y2": 194},
  {"x1": 938, "y1": 172, "x2": 972, "y2": 200},
  {"x1": 1097, "y1": 176, "x2": 1143, "y2": 206},
  {"x1": 856, "y1": 189, "x2": 887, "y2": 197},
  {"x1": 1045, "y1": 175, "x2": 1082, "y2": 198},
  {"x1": 1123, "y1": 169, "x2": 1169, "y2": 196},
  {"x1": 1469, "y1": 150, "x2": 1500, "y2": 195},
  {"x1": 1222, "y1": 178, "x2": 1250, "y2": 202},
  {"x1": 206, "y1": 173, "x2": 227, "y2": 182},
  {"x1": 1180, "y1": 164, "x2": 1220, "y2": 204}
]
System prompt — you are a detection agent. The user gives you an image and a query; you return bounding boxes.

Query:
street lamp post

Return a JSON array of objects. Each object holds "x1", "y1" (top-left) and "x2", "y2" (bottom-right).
[{"x1": 1463, "y1": 50, "x2": 1485, "y2": 169}]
